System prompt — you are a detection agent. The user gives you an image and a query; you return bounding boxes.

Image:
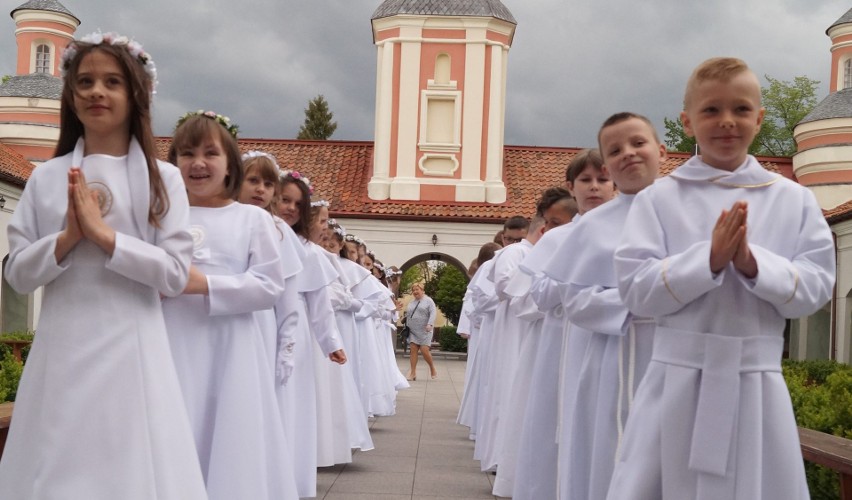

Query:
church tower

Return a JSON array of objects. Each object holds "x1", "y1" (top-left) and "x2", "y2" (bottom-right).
[
  {"x1": 0, "y1": 0, "x2": 79, "y2": 164},
  {"x1": 793, "y1": 8, "x2": 852, "y2": 209},
  {"x1": 368, "y1": 0, "x2": 516, "y2": 203}
]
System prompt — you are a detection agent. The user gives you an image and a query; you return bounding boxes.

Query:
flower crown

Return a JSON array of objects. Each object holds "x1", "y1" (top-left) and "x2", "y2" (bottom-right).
[
  {"x1": 280, "y1": 169, "x2": 314, "y2": 194},
  {"x1": 345, "y1": 234, "x2": 365, "y2": 246},
  {"x1": 176, "y1": 110, "x2": 239, "y2": 139},
  {"x1": 310, "y1": 199, "x2": 329, "y2": 208},
  {"x1": 327, "y1": 218, "x2": 338, "y2": 226},
  {"x1": 331, "y1": 224, "x2": 346, "y2": 238},
  {"x1": 61, "y1": 31, "x2": 158, "y2": 93},
  {"x1": 374, "y1": 261, "x2": 385, "y2": 273},
  {"x1": 367, "y1": 250, "x2": 376, "y2": 260},
  {"x1": 386, "y1": 268, "x2": 403, "y2": 277},
  {"x1": 242, "y1": 150, "x2": 280, "y2": 171}
]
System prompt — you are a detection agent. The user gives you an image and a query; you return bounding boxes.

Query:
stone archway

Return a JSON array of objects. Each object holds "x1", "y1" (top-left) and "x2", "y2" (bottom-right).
[{"x1": 399, "y1": 251, "x2": 469, "y2": 278}]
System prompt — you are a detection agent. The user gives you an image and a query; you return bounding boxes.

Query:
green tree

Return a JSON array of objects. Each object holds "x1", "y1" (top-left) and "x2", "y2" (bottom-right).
[
  {"x1": 663, "y1": 75, "x2": 820, "y2": 156},
  {"x1": 754, "y1": 75, "x2": 819, "y2": 156},
  {"x1": 431, "y1": 264, "x2": 468, "y2": 326},
  {"x1": 663, "y1": 116, "x2": 697, "y2": 153},
  {"x1": 297, "y1": 94, "x2": 338, "y2": 140}
]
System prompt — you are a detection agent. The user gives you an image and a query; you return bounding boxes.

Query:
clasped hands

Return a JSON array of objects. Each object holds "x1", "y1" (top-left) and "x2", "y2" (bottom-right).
[
  {"x1": 709, "y1": 200, "x2": 757, "y2": 279},
  {"x1": 56, "y1": 168, "x2": 115, "y2": 261}
]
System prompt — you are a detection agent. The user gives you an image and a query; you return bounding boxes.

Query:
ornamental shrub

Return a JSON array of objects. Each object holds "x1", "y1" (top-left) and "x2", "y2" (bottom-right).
[
  {"x1": 437, "y1": 326, "x2": 467, "y2": 353},
  {"x1": 782, "y1": 359, "x2": 852, "y2": 500},
  {"x1": 0, "y1": 352, "x2": 23, "y2": 403}
]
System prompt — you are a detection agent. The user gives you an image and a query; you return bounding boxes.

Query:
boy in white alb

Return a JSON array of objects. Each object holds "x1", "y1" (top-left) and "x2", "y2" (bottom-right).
[
  {"x1": 607, "y1": 57, "x2": 835, "y2": 500},
  {"x1": 545, "y1": 112, "x2": 665, "y2": 500}
]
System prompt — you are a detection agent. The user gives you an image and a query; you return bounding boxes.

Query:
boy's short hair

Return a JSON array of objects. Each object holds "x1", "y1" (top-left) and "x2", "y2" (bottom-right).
[
  {"x1": 597, "y1": 112, "x2": 661, "y2": 151},
  {"x1": 536, "y1": 187, "x2": 575, "y2": 217},
  {"x1": 684, "y1": 57, "x2": 753, "y2": 109},
  {"x1": 529, "y1": 215, "x2": 546, "y2": 233},
  {"x1": 566, "y1": 149, "x2": 603, "y2": 183},
  {"x1": 504, "y1": 215, "x2": 530, "y2": 231}
]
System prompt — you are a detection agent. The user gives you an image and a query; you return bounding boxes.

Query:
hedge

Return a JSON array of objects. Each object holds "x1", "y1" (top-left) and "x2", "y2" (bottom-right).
[
  {"x1": 783, "y1": 359, "x2": 852, "y2": 500},
  {"x1": 436, "y1": 325, "x2": 467, "y2": 353}
]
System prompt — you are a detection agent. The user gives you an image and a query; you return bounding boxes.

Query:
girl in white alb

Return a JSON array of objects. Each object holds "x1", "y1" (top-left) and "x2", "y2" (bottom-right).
[
  {"x1": 0, "y1": 33, "x2": 207, "y2": 499},
  {"x1": 163, "y1": 112, "x2": 296, "y2": 500}
]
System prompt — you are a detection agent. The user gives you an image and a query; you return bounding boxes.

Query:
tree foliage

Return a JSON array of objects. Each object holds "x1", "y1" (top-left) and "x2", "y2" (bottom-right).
[
  {"x1": 754, "y1": 75, "x2": 819, "y2": 156},
  {"x1": 663, "y1": 116, "x2": 697, "y2": 154},
  {"x1": 664, "y1": 75, "x2": 820, "y2": 157},
  {"x1": 430, "y1": 264, "x2": 468, "y2": 326},
  {"x1": 297, "y1": 94, "x2": 338, "y2": 140}
]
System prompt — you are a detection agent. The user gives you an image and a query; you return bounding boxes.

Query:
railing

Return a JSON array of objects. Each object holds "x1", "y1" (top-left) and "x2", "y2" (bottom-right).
[{"x1": 799, "y1": 426, "x2": 852, "y2": 499}]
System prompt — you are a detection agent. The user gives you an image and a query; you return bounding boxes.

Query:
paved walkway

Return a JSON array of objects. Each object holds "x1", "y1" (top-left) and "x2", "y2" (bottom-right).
[{"x1": 311, "y1": 353, "x2": 506, "y2": 499}]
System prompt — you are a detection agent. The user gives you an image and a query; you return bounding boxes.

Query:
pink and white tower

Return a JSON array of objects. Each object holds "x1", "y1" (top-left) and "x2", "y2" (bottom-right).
[
  {"x1": 793, "y1": 8, "x2": 852, "y2": 209},
  {"x1": 0, "y1": 0, "x2": 79, "y2": 164},
  {"x1": 368, "y1": 0, "x2": 516, "y2": 203}
]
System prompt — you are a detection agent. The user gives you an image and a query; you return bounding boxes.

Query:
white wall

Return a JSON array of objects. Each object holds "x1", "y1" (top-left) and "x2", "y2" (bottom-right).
[{"x1": 334, "y1": 217, "x2": 502, "y2": 272}]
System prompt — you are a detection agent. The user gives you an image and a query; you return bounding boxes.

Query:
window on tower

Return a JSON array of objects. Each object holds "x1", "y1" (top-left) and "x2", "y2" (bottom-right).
[
  {"x1": 845, "y1": 59, "x2": 852, "y2": 90},
  {"x1": 35, "y1": 44, "x2": 50, "y2": 74}
]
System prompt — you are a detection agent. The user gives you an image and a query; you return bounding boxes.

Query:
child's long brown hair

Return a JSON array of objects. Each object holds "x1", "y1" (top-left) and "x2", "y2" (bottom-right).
[{"x1": 56, "y1": 43, "x2": 168, "y2": 227}]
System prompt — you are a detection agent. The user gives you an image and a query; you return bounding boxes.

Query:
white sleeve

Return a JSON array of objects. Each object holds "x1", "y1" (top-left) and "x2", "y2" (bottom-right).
[
  {"x1": 105, "y1": 169, "x2": 193, "y2": 296},
  {"x1": 734, "y1": 192, "x2": 835, "y2": 318},
  {"x1": 207, "y1": 213, "x2": 285, "y2": 316},
  {"x1": 6, "y1": 173, "x2": 70, "y2": 293},
  {"x1": 614, "y1": 192, "x2": 723, "y2": 318},
  {"x1": 562, "y1": 283, "x2": 629, "y2": 336},
  {"x1": 305, "y1": 286, "x2": 345, "y2": 355}
]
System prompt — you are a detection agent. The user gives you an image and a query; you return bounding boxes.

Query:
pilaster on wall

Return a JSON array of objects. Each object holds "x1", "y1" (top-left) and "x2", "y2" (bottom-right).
[{"x1": 369, "y1": 14, "x2": 515, "y2": 204}]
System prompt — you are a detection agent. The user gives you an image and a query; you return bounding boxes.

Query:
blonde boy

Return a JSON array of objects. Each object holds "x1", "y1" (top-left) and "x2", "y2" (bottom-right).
[{"x1": 607, "y1": 58, "x2": 835, "y2": 499}]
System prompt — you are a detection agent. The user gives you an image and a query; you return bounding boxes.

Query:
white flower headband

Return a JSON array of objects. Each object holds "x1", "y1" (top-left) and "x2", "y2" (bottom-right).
[
  {"x1": 374, "y1": 261, "x2": 385, "y2": 273},
  {"x1": 345, "y1": 234, "x2": 365, "y2": 246},
  {"x1": 310, "y1": 199, "x2": 329, "y2": 208},
  {"x1": 332, "y1": 225, "x2": 347, "y2": 238},
  {"x1": 242, "y1": 150, "x2": 280, "y2": 171},
  {"x1": 386, "y1": 268, "x2": 403, "y2": 277},
  {"x1": 176, "y1": 110, "x2": 239, "y2": 138},
  {"x1": 280, "y1": 169, "x2": 314, "y2": 194},
  {"x1": 61, "y1": 31, "x2": 158, "y2": 93}
]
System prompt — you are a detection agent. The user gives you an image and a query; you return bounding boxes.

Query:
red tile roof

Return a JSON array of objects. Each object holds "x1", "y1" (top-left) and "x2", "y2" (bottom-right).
[
  {"x1": 155, "y1": 138, "x2": 796, "y2": 223},
  {"x1": 0, "y1": 142, "x2": 35, "y2": 187},
  {"x1": 824, "y1": 199, "x2": 852, "y2": 224}
]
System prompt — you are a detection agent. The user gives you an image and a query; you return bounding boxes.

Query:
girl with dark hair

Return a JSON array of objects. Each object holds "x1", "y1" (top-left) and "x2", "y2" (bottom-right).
[
  {"x1": 275, "y1": 171, "x2": 349, "y2": 494},
  {"x1": 164, "y1": 111, "x2": 297, "y2": 499},
  {"x1": 0, "y1": 32, "x2": 206, "y2": 498}
]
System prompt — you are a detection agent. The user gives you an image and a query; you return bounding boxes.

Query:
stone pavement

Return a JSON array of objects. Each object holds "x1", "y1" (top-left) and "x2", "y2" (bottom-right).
[{"x1": 310, "y1": 353, "x2": 508, "y2": 499}]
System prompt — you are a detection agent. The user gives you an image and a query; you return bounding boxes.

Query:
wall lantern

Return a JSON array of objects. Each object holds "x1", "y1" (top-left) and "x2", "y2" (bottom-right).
[{"x1": 431, "y1": 234, "x2": 438, "y2": 246}]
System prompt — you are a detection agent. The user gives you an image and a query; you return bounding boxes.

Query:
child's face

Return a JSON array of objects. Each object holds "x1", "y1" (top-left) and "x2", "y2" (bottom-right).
[
  {"x1": 680, "y1": 71, "x2": 765, "y2": 171},
  {"x1": 567, "y1": 165, "x2": 615, "y2": 214},
  {"x1": 344, "y1": 241, "x2": 359, "y2": 261},
  {"x1": 542, "y1": 199, "x2": 575, "y2": 232},
  {"x1": 176, "y1": 136, "x2": 230, "y2": 207},
  {"x1": 308, "y1": 206, "x2": 329, "y2": 244},
  {"x1": 599, "y1": 118, "x2": 665, "y2": 195},
  {"x1": 325, "y1": 236, "x2": 343, "y2": 253},
  {"x1": 277, "y1": 183, "x2": 302, "y2": 227},
  {"x1": 362, "y1": 255, "x2": 374, "y2": 271},
  {"x1": 238, "y1": 166, "x2": 275, "y2": 209},
  {"x1": 72, "y1": 50, "x2": 131, "y2": 144}
]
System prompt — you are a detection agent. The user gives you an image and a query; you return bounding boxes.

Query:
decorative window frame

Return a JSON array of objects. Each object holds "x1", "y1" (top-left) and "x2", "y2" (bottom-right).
[
  {"x1": 418, "y1": 153, "x2": 460, "y2": 177},
  {"x1": 29, "y1": 39, "x2": 55, "y2": 75},
  {"x1": 418, "y1": 89, "x2": 462, "y2": 153},
  {"x1": 844, "y1": 58, "x2": 852, "y2": 90}
]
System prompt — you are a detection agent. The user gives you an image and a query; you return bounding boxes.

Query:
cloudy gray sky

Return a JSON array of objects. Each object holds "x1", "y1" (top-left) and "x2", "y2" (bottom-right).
[{"x1": 2, "y1": 0, "x2": 849, "y2": 148}]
